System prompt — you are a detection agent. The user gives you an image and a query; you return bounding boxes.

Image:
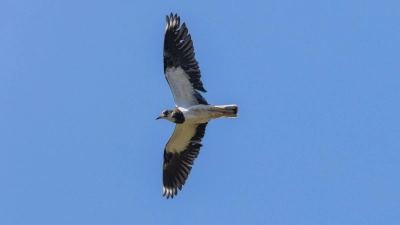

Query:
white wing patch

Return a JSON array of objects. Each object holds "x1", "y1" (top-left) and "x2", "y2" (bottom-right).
[
  {"x1": 165, "y1": 66, "x2": 199, "y2": 108},
  {"x1": 166, "y1": 123, "x2": 198, "y2": 153}
]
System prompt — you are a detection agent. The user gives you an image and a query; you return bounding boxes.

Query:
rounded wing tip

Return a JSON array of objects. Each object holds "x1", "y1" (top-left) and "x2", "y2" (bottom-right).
[
  {"x1": 166, "y1": 13, "x2": 179, "y2": 22},
  {"x1": 165, "y1": 13, "x2": 180, "y2": 33},
  {"x1": 163, "y1": 186, "x2": 178, "y2": 199}
]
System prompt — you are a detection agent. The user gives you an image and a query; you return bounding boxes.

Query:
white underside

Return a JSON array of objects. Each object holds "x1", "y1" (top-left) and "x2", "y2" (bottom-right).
[
  {"x1": 166, "y1": 104, "x2": 237, "y2": 153},
  {"x1": 178, "y1": 105, "x2": 220, "y2": 124},
  {"x1": 165, "y1": 66, "x2": 201, "y2": 108},
  {"x1": 166, "y1": 123, "x2": 199, "y2": 153},
  {"x1": 165, "y1": 105, "x2": 216, "y2": 153}
]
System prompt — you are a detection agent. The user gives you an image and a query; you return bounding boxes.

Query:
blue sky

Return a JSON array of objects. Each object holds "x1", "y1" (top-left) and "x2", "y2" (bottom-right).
[{"x1": 1, "y1": 1, "x2": 399, "y2": 224}]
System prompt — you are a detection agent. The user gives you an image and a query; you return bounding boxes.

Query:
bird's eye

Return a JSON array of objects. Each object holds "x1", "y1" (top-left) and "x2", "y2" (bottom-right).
[{"x1": 163, "y1": 111, "x2": 168, "y2": 115}]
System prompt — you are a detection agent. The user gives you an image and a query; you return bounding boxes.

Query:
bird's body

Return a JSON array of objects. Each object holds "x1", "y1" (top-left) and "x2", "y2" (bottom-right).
[
  {"x1": 179, "y1": 104, "x2": 237, "y2": 123},
  {"x1": 178, "y1": 105, "x2": 214, "y2": 124},
  {"x1": 157, "y1": 13, "x2": 238, "y2": 199}
]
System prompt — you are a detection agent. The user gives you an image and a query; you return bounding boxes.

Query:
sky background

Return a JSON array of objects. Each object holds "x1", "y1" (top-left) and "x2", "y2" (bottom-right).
[{"x1": 1, "y1": 1, "x2": 399, "y2": 224}]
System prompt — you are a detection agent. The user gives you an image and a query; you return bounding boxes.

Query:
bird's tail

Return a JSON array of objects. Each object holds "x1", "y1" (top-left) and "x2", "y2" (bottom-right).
[{"x1": 213, "y1": 104, "x2": 238, "y2": 118}]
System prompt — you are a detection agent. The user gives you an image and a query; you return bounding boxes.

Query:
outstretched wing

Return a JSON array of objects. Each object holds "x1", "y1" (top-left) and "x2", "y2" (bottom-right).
[
  {"x1": 163, "y1": 13, "x2": 208, "y2": 108},
  {"x1": 162, "y1": 122, "x2": 208, "y2": 199}
]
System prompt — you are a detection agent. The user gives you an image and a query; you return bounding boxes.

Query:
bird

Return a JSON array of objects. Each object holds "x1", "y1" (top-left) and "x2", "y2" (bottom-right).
[{"x1": 157, "y1": 13, "x2": 238, "y2": 199}]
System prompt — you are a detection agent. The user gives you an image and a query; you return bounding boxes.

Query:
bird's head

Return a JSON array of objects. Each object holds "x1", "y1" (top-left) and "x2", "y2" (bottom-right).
[{"x1": 156, "y1": 110, "x2": 174, "y2": 122}]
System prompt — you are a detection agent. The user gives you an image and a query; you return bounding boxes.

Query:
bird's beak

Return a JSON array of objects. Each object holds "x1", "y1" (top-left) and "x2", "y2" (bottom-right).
[{"x1": 156, "y1": 116, "x2": 161, "y2": 120}]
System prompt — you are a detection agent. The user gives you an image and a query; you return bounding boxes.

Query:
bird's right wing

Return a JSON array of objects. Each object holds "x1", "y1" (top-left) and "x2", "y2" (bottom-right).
[{"x1": 162, "y1": 122, "x2": 208, "y2": 198}]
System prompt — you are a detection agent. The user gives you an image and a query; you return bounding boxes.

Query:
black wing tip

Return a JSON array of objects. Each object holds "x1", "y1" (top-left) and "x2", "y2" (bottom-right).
[
  {"x1": 163, "y1": 186, "x2": 178, "y2": 199},
  {"x1": 162, "y1": 159, "x2": 191, "y2": 199},
  {"x1": 163, "y1": 13, "x2": 207, "y2": 93},
  {"x1": 167, "y1": 12, "x2": 179, "y2": 19},
  {"x1": 166, "y1": 13, "x2": 179, "y2": 28},
  {"x1": 161, "y1": 123, "x2": 208, "y2": 199}
]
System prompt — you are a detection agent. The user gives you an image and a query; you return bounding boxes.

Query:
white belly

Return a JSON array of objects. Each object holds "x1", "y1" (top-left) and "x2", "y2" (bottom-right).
[{"x1": 179, "y1": 105, "x2": 218, "y2": 124}]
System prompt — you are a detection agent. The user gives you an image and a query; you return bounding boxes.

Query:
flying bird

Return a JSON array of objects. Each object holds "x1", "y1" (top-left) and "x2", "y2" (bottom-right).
[{"x1": 157, "y1": 13, "x2": 238, "y2": 199}]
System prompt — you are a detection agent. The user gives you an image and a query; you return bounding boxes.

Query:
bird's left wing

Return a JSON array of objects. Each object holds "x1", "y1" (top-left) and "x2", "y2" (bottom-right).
[
  {"x1": 163, "y1": 13, "x2": 208, "y2": 108},
  {"x1": 162, "y1": 122, "x2": 208, "y2": 198}
]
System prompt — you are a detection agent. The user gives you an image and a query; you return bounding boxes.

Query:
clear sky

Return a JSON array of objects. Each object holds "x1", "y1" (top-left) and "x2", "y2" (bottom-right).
[{"x1": 1, "y1": 1, "x2": 399, "y2": 224}]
